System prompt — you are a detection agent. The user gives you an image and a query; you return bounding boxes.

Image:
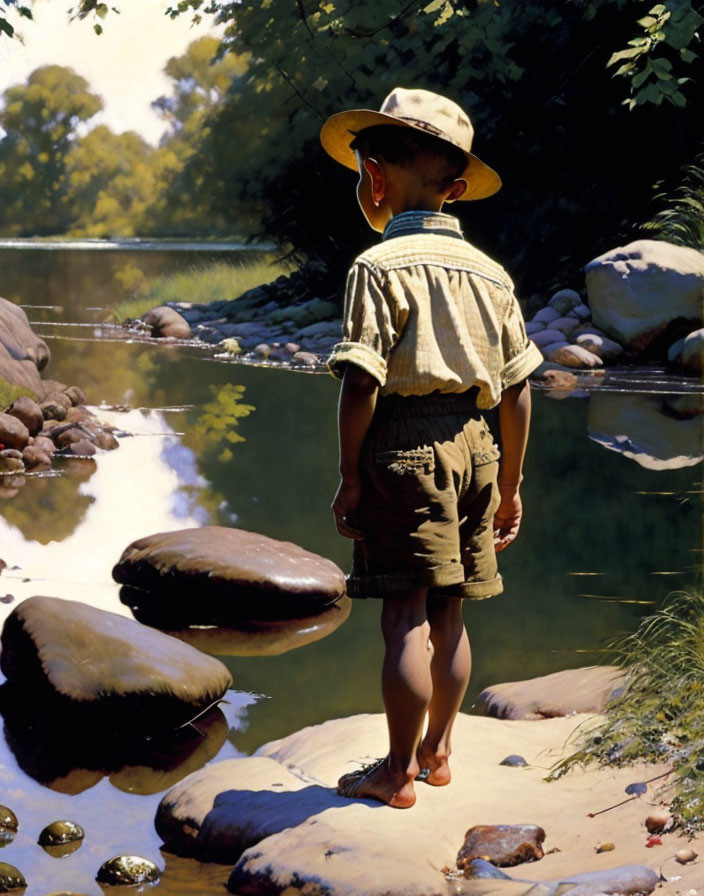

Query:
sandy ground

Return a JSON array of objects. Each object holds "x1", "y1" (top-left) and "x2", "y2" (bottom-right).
[{"x1": 241, "y1": 711, "x2": 703, "y2": 895}]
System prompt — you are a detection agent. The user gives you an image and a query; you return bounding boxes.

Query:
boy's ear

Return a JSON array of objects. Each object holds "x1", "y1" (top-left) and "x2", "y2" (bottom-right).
[
  {"x1": 364, "y1": 157, "x2": 386, "y2": 205},
  {"x1": 444, "y1": 178, "x2": 467, "y2": 204}
]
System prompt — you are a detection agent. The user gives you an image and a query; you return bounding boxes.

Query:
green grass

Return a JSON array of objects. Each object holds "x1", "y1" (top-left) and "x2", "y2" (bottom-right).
[
  {"x1": 110, "y1": 256, "x2": 295, "y2": 323},
  {"x1": 0, "y1": 376, "x2": 37, "y2": 410},
  {"x1": 550, "y1": 589, "x2": 704, "y2": 831},
  {"x1": 642, "y1": 152, "x2": 704, "y2": 249}
]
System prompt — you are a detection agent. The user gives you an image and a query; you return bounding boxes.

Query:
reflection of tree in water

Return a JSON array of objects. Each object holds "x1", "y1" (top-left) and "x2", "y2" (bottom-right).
[
  {"x1": 176, "y1": 383, "x2": 256, "y2": 525},
  {"x1": 0, "y1": 461, "x2": 95, "y2": 544},
  {"x1": 47, "y1": 340, "x2": 168, "y2": 408},
  {"x1": 185, "y1": 383, "x2": 255, "y2": 463}
]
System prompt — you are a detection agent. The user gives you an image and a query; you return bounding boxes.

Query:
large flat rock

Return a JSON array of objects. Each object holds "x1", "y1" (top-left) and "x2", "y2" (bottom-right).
[
  {"x1": 0, "y1": 595, "x2": 232, "y2": 730},
  {"x1": 154, "y1": 712, "x2": 678, "y2": 896},
  {"x1": 114, "y1": 527, "x2": 346, "y2": 622},
  {"x1": 585, "y1": 240, "x2": 704, "y2": 354},
  {"x1": 474, "y1": 666, "x2": 625, "y2": 720}
]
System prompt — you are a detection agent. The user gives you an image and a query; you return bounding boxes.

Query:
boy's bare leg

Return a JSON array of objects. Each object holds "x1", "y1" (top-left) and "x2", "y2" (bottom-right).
[
  {"x1": 417, "y1": 596, "x2": 470, "y2": 785},
  {"x1": 338, "y1": 589, "x2": 431, "y2": 808}
]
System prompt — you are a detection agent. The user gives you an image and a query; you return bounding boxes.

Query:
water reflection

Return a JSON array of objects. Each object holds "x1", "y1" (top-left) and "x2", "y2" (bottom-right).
[
  {"x1": 147, "y1": 597, "x2": 352, "y2": 657},
  {"x1": 0, "y1": 697, "x2": 249, "y2": 896},
  {"x1": 0, "y1": 408, "x2": 205, "y2": 623},
  {"x1": 0, "y1": 694, "x2": 234, "y2": 796},
  {"x1": 588, "y1": 392, "x2": 704, "y2": 470}
]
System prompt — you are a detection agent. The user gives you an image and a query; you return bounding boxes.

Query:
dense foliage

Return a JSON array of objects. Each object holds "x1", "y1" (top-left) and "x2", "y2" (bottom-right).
[
  {"x1": 164, "y1": 0, "x2": 704, "y2": 294},
  {"x1": 551, "y1": 590, "x2": 704, "y2": 832}
]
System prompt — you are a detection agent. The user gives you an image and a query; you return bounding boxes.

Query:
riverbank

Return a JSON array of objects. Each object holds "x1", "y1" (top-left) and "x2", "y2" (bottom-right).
[{"x1": 156, "y1": 709, "x2": 701, "y2": 896}]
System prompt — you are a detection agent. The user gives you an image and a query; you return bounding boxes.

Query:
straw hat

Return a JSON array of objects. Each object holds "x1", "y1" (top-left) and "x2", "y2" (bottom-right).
[{"x1": 320, "y1": 87, "x2": 501, "y2": 201}]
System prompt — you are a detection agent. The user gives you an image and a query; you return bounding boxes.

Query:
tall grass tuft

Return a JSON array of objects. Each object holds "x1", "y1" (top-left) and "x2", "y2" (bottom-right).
[
  {"x1": 642, "y1": 152, "x2": 704, "y2": 249},
  {"x1": 550, "y1": 589, "x2": 704, "y2": 831},
  {"x1": 110, "y1": 256, "x2": 295, "y2": 323}
]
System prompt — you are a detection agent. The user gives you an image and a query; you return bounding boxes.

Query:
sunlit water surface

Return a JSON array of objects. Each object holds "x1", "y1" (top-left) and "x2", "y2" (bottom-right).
[{"x1": 0, "y1": 246, "x2": 701, "y2": 894}]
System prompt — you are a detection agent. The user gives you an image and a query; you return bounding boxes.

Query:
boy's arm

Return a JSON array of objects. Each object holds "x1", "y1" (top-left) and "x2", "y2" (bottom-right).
[
  {"x1": 332, "y1": 364, "x2": 379, "y2": 539},
  {"x1": 494, "y1": 378, "x2": 531, "y2": 553}
]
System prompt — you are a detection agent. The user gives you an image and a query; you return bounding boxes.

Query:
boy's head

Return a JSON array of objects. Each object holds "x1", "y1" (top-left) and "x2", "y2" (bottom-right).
[{"x1": 320, "y1": 87, "x2": 501, "y2": 208}]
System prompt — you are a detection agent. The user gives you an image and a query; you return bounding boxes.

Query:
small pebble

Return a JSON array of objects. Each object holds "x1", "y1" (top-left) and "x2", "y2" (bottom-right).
[
  {"x1": 675, "y1": 847, "x2": 698, "y2": 864},
  {"x1": 499, "y1": 754, "x2": 527, "y2": 767},
  {"x1": 96, "y1": 855, "x2": 160, "y2": 885},
  {"x1": 38, "y1": 820, "x2": 85, "y2": 847},
  {"x1": 0, "y1": 861, "x2": 26, "y2": 890},
  {"x1": 0, "y1": 807, "x2": 18, "y2": 835},
  {"x1": 595, "y1": 842, "x2": 615, "y2": 853},
  {"x1": 0, "y1": 595, "x2": 14, "y2": 604},
  {"x1": 645, "y1": 808, "x2": 672, "y2": 832}
]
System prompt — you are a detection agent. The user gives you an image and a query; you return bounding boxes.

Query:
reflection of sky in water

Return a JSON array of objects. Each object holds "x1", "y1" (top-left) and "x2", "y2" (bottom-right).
[
  {"x1": 0, "y1": 696, "x2": 254, "y2": 896},
  {"x1": 0, "y1": 408, "x2": 207, "y2": 626}
]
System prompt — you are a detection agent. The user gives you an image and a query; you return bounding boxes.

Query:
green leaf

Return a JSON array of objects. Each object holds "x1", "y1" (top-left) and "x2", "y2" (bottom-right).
[
  {"x1": 637, "y1": 15, "x2": 657, "y2": 28},
  {"x1": 608, "y1": 47, "x2": 643, "y2": 65},
  {"x1": 680, "y1": 48, "x2": 697, "y2": 63},
  {"x1": 96, "y1": 3, "x2": 108, "y2": 18},
  {"x1": 614, "y1": 62, "x2": 636, "y2": 76},
  {"x1": 649, "y1": 4, "x2": 667, "y2": 15},
  {"x1": 632, "y1": 67, "x2": 651, "y2": 88},
  {"x1": 93, "y1": 22, "x2": 103, "y2": 34},
  {"x1": 18, "y1": 6, "x2": 33, "y2": 19},
  {"x1": 0, "y1": 17, "x2": 14, "y2": 37}
]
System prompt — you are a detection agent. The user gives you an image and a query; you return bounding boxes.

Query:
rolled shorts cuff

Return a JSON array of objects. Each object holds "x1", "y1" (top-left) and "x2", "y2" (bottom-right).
[
  {"x1": 346, "y1": 563, "x2": 465, "y2": 599},
  {"x1": 432, "y1": 573, "x2": 504, "y2": 601}
]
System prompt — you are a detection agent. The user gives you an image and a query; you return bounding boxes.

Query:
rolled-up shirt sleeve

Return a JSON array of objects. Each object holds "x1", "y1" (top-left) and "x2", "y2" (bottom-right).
[
  {"x1": 499, "y1": 290, "x2": 543, "y2": 389},
  {"x1": 327, "y1": 261, "x2": 397, "y2": 386}
]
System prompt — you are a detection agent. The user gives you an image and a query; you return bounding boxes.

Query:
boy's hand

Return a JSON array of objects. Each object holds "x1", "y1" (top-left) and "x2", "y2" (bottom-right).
[
  {"x1": 493, "y1": 482, "x2": 522, "y2": 552},
  {"x1": 332, "y1": 477, "x2": 365, "y2": 540}
]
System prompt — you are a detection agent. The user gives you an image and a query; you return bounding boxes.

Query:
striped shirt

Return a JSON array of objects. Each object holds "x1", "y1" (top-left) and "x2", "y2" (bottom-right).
[{"x1": 327, "y1": 210, "x2": 543, "y2": 410}]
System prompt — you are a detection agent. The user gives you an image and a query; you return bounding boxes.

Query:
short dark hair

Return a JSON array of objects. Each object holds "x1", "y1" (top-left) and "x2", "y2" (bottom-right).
[{"x1": 349, "y1": 125, "x2": 467, "y2": 191}]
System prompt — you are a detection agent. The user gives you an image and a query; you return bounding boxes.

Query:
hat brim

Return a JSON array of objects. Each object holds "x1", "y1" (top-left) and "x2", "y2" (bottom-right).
[{"x1": 320, "y1": 109, "x2": 501, "y2": 201}]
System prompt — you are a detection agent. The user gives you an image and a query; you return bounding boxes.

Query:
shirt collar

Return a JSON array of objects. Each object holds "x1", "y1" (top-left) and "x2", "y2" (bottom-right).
[{"x1": 382, "y1": 210, "x2": 464, "y2": 241}]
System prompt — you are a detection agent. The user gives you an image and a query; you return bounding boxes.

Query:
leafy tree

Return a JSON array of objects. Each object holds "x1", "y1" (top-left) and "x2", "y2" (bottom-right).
[
  {"x1": 63, "y1": 125, "x2": 162, "y2": 237},
  {"x1": 146, "y1": 36, "x2": 250, "y2": 235},
  {"x1": 1, "y1": 0, "x2": 118, "y2": 38},
  {"x1": 0, "y1": 65, "x2": 103, "y2": 235},
  {"x1": 166, "y1": 0, "x2": 704, "y2": 295}
]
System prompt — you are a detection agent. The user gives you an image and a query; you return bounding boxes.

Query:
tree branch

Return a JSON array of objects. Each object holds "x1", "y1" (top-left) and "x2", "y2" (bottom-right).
[
  {"x1": 273, "y1": 62, "x2": 323, "y2": 118},
  {"x1": 343, "y1": 0, "x2": 422, "y2": 38}
]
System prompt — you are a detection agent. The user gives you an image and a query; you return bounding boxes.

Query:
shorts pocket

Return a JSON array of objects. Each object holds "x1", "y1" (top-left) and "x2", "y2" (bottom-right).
[
  {"x1": 375, "y1": 446, "x2": 435, "y2": 476},
  {"x1": 465, "y1": 421, "x2": 500, "y2": 467}
]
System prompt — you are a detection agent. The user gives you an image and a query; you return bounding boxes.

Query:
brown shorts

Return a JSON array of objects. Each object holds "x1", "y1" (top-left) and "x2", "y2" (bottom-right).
[{"x1": 348, "y1": 390, "x2": 503, "y2": 600}]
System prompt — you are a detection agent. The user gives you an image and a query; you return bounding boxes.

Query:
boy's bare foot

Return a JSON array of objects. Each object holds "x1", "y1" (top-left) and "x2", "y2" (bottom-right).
[
  {"x1": 337, "y1": 757, "x2": 417, "y2": 808},
  {"x1": 416, "y1": 743, "x2": 451, "y2": 786}
]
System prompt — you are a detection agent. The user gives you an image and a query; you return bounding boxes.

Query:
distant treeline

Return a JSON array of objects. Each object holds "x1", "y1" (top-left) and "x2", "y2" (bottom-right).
[{"x1": 0, "y1": 37, "x2": 251, "y2": 240}]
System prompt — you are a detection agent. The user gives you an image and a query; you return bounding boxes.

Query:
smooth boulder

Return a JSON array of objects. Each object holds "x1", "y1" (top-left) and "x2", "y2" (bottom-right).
[
  {"x1": 586, "y1": 240, "x2": 704, "y2": 353},
  {"x1": 114, "y1": 527, "x2": 346, "y2": 622},
  {"x1": 142, "y1": 306, "x2": 192, "y2": 340},
  {"x1": 0, "y1": 596, "x2": 232, "y2": 730},
  {"x1": 0, "y1": 297, "x2": 49, "y2": 397},
  {"x1": 475, "y1": 666, "x2": 624, "y2": 720}
]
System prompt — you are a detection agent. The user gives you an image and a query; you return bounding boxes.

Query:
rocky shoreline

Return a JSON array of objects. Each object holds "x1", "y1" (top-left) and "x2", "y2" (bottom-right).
[{"x1": 122, "y1": 239, "x2": 704, "y2": 395}]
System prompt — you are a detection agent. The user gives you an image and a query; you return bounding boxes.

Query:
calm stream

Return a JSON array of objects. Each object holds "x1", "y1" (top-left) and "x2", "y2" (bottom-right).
[{"x1": 0, "y1": 245, "x2": 702, "y2": 894}]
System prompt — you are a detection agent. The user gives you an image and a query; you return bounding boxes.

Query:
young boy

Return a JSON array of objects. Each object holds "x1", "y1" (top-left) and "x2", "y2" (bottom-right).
[{"x1": 321, "y1": 88, "x2": 542, "y2": 809}]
